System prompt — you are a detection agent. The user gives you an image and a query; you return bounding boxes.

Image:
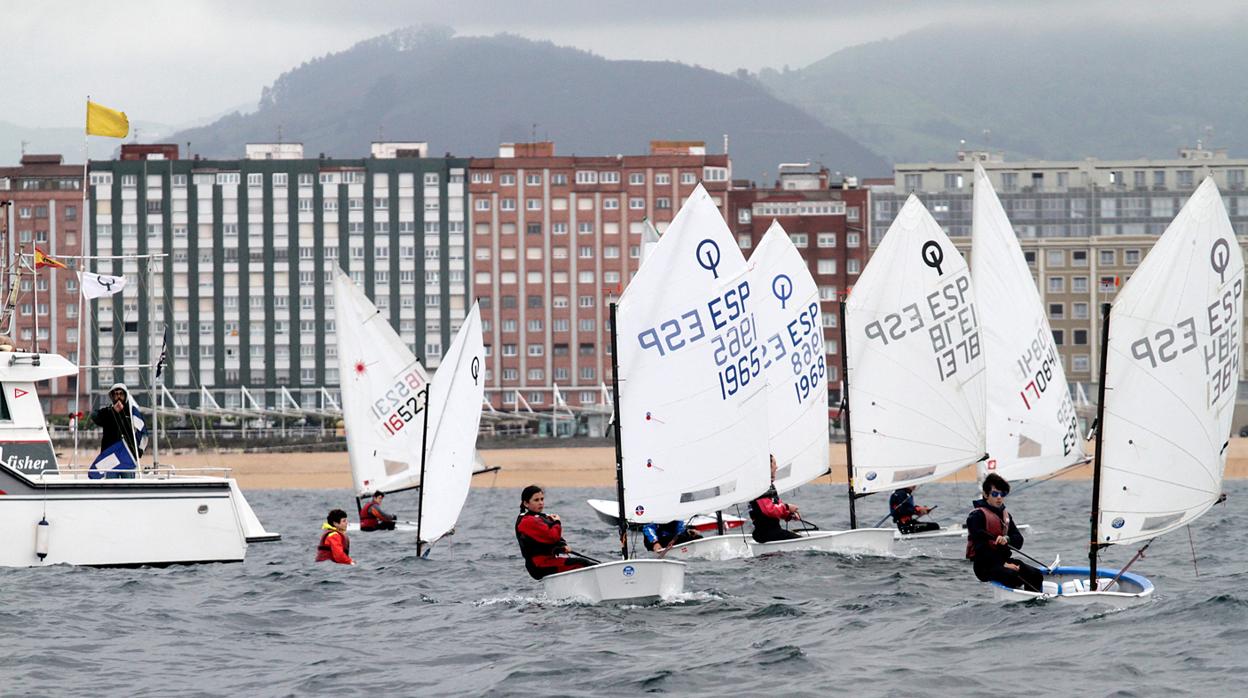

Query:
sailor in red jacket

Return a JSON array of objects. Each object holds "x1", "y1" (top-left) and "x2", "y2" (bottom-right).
[
  {"x1": 316, "y1": 509, "x2": 355, "y2": 565},
  {"x1": 749, "y1": 455, "x2": 804, "y2": 543},
  {"x1": 515, "y1": 485, "x2": 593, "y2": 580},
  {"x1": 359, "y1": 491, "x2": 397, "y2": 531}
]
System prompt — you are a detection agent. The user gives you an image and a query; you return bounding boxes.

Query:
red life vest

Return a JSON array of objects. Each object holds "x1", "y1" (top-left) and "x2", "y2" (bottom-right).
[
  {"x1": 316, "y1": 529, "x2": 350, "y2": 562},
  {"x1": 360, "y1": 502, "x2": 381, "y2": 530},
  {"x1": 965, "y1": 506, "x2": 1011, "y2": 560}
]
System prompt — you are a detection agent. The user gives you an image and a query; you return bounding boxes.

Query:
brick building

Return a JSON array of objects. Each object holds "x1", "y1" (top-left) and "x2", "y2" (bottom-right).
[
  {"x1": 468, "y1": 141, "x2": 731, "y2": 409},
  {"x1": 726, "y1": 166, "x2": 871, "y2": 403},
  {"x1": 0, "y1": 154, "x2": 85, "y2": 413}
]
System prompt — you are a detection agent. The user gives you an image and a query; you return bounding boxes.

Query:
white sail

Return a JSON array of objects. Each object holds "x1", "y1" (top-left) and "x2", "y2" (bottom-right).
[
  {"x1": 845, "y1": 195, "x2": 986, "y2": 493},
  {"x1": 1098, "y1": 178, "x2": 1241, "y2": 545},
  {"x1": 616, "y1": 184, "x2": 772, "y2": 523},
  {"x1": 333, "y1": 270, "x2": 430, "y2": 496},
  {"x1": 748, "y1": 221, "x2": 830, "y2": 493},
  {"x1": 640, "y1": 219, "x2": 662, "y2": 267},
  {"x1": 971, "y1": 164, "x2": 1086, "y2": 481},
  {"x1": 419, "y1": 302, "x2": 486, "y2": 544}
]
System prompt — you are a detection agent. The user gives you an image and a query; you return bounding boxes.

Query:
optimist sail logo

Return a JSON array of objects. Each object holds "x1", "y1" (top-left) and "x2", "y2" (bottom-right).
[
  {"x1": 1111, "y1": 517, "x2": 1126, "y2": 529},
  {"x1": 635, "y1": 505, "x2": 645, "y2": 516},
  {"x1": 622, "y1": 565, "x2": 636, "y2": 578}
]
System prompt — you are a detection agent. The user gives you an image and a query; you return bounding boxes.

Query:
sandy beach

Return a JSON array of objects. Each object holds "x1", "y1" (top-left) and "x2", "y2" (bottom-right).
[{"x1": 149, "y1": 439, "x2": 1248, "y2": 490}]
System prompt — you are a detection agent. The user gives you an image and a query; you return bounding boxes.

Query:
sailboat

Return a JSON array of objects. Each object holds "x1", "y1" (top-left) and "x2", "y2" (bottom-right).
[
  {"x1": 745, "y1": 222, "x2": 895, "y2": 556},
  {"x1": 333, "y1": 270, "x2": 488, "y2": 553},
  {"x1": 841, "y1": 195, "x2": 988, "y2": 543},
  {"x1": 991, "y1": 177, "x2": 1239, "y2": 605},
  {"x1": 972, "y1": 164, "x2": 1088, "y2": 485},
  {"x1": 543, "y1": 185, "x2": 768, "y2": 600}
]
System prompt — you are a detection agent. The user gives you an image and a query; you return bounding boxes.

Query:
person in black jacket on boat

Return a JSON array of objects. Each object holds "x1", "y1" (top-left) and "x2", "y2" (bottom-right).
[{"x1": 965, "y1": 474, "x2": 1042, "y2": 591}]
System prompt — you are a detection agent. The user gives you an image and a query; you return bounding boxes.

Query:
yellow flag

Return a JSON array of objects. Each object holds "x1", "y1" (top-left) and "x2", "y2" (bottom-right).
[{"x1": 86, "y1": 100, "x2": 129, "y2": 138}]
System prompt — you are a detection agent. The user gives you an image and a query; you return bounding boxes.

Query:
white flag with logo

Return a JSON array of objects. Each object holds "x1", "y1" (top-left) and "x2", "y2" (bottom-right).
[{"x1": 80, "y1": 272, "x2": 127, "y2": 299}]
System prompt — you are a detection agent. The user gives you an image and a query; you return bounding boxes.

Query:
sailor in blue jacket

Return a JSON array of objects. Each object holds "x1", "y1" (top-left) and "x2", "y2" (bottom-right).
[
  {"x1": 642, "y1": 520, "x2": 701, "y2": 553},
  {"x1": 888, "y1": 486, "x2": 940, "y2": 534}
]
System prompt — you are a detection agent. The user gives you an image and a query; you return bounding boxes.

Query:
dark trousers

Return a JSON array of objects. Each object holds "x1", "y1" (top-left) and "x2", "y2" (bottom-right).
[
  {"x1": 528, "y1": 557, "x2": 593, "y2": 580},
  {"x1": 361, "y1": 520, "x2": 397, "y2": 532},
  {"x1": 898, "y1": 520, "x2": 940, "y2": 534},
  {"x1": 979, "y1": 558, "x2": 1045, "y2": 592},
  {"x1": 752, "y1": 525, "x2": 803, "y2": 544}
]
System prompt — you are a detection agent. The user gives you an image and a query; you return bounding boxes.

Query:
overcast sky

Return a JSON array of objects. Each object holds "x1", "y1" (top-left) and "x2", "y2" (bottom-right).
[{"x1": 8, "y1": 1, "x2": 1248, "y2": 128}]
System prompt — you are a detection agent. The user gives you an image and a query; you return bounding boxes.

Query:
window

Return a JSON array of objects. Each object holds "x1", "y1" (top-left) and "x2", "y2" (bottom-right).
[
  {"x1": 601, "y1": 172, "x2": 620, "y2": 184},
  {"x1": 847, "y1": 259, "x2": 860, "y2": 275},
  {"x1": 1046, "y1": 250, "x2": 1065, "y2": 267},
  {"x1": 817, "y1": 259, "x2": 837, "y2": 275},
  {"x1": 1073, "y1": 355, "x2": 1090, "y2": 372},
  {"x1": 791, "y1": 233, "x2": 808, "y2": 248},
  {"x1": 738, "y1": 209, "x2": 752, "y2": 224},
  {"x1": 1124, "y1": 249, "x2": 1140, "y2": 265},
  {"x1": 629, "y1": 173, "x2": 644, "y2": 186},
  {"x1": 817, "y1": 233, "x2": 836, "y2": 248},
  {"x1": 579, "y1": 295, "x2": 595, "y2": 308},
  {"x1": 1048, "y1": 303, "x2": 1064, "y2": 319},
  {"x1": 475, "y1": 199, "x2": 491, "y2": 211},
  {"x1": 846, "y1": 233, "x2": 860, "y2": 248},
  {"x1": 656, "y1": 197, "x2": 671, "y2": 209},
  {"x1": 1072, "y1": 276, "x2": 1089, "y2": 293},
  {"x1": 629, "y1": 198, "x2": 645, "y2": 210},
  {"x1": 500, "y1": 174, "x2": 515, "y2": 186},
  {"x1": 578, "y1": 222, "x2": 593, "y2": 235},
  {"x1": 500, "y1": 199, "x2": 516, "y2": 211},
  {"x1": 1099, "y1": 250, "x2": 1116, "y2": 265},
  {"x1": 1024, "y1": 250, "x2": 1036, "y2": 265},
  {"x1": 526, "y1": 199, "x2": 541, "y2": 211},
  {"x1": 528, "y1": 345, "x2": 544, "y2": 357},
  {"x1": 1072, "y1": 250, "x2": 1088, "y2": 266},
  {"x1": 1052, "y1": 329, "x2": 1064, "y2": 346},
  {"x1": 1074, "y1": 329, "x2": 1088, "y2": 345},
  {"x1": 680, "y1": 173, "x2": 696, "y2": 185},
  {"x1": 1047, "y1": 277, "x2": 1064, "y2": 293},
  {"x1": 575, "y1": 171, "x2": 598, "y2": 185},
  {"x1": 738, "y1": 235, "x2": 752, "y2": 250}
]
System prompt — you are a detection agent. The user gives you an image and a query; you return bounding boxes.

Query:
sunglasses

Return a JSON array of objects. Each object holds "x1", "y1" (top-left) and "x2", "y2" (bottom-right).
[{"x1": 989, "y1": 490, "x2": 1009, "y2": 498}]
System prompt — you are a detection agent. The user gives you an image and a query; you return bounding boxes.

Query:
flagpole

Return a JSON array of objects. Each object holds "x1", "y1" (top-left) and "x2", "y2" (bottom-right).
[{"x1": 73, "y1": 100, "x2": 89, "y2": 468}]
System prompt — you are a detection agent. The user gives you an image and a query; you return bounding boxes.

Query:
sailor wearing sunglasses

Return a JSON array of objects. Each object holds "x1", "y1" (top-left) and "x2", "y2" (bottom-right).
[{"x1": 965, "y1": 473, "x2": 1042, "y2": 591}]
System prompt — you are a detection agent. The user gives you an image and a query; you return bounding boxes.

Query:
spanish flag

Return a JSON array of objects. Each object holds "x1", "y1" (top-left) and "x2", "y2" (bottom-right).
[
  {"x1": 34, "y1": 248, "x2": 68, "y2": 270},
  {"x1": 86, "y1": 100, "x2": 129, "y2": 138}
]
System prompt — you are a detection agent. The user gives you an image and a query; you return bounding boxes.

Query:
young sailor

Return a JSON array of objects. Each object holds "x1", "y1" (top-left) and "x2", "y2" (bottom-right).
[
  {"x1": 316, "y1": 509, "x2": 355, "y2": 566},
  {"x1": 642, "y1": 520, "x2": 702, "y2": 553},
  {"x1": 749, "y1": 455, "x2": 803, "y2": 543},
  {"x1": 965, "y1": 474, "x2": 1041, "y2": 591},
  {"x1": 888, "y1": 485, "x2": 940, "y2": 534},
  {"x1": 515, "y1": 485, "x2": 593, "y2": 579},
  {"x1": 359, "y1": 491, "x2": 397, "y2": 532}
]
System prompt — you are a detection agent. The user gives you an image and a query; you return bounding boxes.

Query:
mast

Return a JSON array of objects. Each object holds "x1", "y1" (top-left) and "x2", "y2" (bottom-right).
[
  {"x1": 838, "y1": 300, "x2": 858, "y2": 529},
  {"x1": 609, "y1": 302, "x2": 628, "y2": 561},
  {"x1": 415, "y1": 380, "x2": 433, "y2": 557},
  {"x1": 1089, "y1": 302, "x2": 1112, "y2": 587}
]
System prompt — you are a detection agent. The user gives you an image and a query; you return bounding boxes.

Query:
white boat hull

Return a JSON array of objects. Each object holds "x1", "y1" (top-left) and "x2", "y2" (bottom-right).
[
  {"x1": 990, "y1": 566, "x2": 1155, "y2": 608},
  {"x1": 749, "y1": 528, "x2": 895, "y2": 556},
  {"x1": 0, "y1": 483, "x2": 247, "y2": 567},
  {"x1": 586, "y1": 498, "x2": 746, "y2": 533},
  {"x1": 542, "y1": 559, "x2": 686, "y2": 604},
  {"x1": 658, "y1": 534, "x2": 753, "y2": 561},
  {"x1": 348, "y1": 520, "x2": 419, "y2": 533}
]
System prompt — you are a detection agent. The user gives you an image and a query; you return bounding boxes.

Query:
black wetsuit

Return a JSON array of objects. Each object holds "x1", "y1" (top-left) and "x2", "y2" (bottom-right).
[{"x1": 965, "y1": 498, "x2": 1043, "y2": 591}]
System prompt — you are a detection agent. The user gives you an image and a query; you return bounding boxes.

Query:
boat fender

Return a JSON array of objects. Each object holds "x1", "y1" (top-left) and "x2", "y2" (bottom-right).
[{"x1": 35, "y1": 517, "x2": 50, "y2": 561}]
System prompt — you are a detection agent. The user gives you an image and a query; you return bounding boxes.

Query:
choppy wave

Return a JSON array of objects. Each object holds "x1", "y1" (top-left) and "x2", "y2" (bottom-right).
[{"x1": 4, "y1": 482, "x2": 1245, "y2": 696}]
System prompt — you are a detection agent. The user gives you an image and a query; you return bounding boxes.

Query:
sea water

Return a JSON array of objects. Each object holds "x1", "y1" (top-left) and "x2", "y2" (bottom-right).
[{"x1": 3, "y1": 480, "x2": 1244, "y2": 696}]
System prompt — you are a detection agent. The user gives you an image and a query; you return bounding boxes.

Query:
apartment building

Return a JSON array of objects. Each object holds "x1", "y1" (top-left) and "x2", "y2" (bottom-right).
[
  {"x1": 0, "y1": 153, "x2": 85, "y2": 413},
  {"x1": 871, "y1": 146, "x2": 1248, "y2": 386},
  {"x1": 726, "y1": 166, "x2": 871, "y2": 402},
  {"x1": 87, "y1": 143, "x2": 470, "y2": 409},
  {"x1": 468, "y1": 141, "x2": 732, "y2": 409}
]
